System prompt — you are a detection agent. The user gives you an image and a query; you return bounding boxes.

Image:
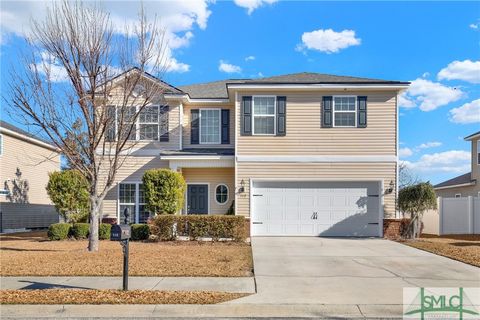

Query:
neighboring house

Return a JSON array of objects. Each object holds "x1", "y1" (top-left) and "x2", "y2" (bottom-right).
[
  {"x1": 100, "y1": 69, "x2": 409, "y2": 237},
  {"x1": 0, "y1": 121, "x2": 61, "y2": 232},
  {"x1": 434, "y1": 131, "x2": 480, "y2": 198}
]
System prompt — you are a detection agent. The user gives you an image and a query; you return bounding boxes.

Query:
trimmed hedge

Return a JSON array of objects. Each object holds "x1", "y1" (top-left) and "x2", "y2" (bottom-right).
[
  {"x1": 151, "y1": 215, "x2": 246, "y2": 242},
  {"x1": 71, "y1": 223, "x2": 90, "y2": 239},
  {"x1": 99, "y1": 223, "x2": 112, "y2": 240},
  {"x1": 131, "y1": 224, "x2": 150, "y2": 241},
  {"x1": 47, "y1": 223, "x2": 71, "y2": 240}
]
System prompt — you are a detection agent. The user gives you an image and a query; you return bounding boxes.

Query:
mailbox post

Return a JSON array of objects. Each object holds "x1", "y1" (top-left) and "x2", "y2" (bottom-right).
[{"x1": 110, "y1": 208, "x2": 131, "y2": 291}]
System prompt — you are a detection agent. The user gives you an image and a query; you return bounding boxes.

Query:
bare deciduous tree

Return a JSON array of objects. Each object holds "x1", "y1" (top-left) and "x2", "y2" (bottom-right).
[
  {"x1": 6, "y1": 1, "x2": 171, "y2": 251},
  {"x1": 398, "y1": 161, "x2": 420, "y2": 190}
]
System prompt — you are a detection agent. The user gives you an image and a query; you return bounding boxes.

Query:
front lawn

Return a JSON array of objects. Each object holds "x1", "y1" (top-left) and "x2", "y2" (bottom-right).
[
  {"x1": 0, "y1": 289, "x2": 247, "y2": 304},
  {"x1": 399, "y1": 234, "x2": 480, "y2": 267},
  {"x1": 0, "y1": 232, "x2": 253, "y2": 277}
]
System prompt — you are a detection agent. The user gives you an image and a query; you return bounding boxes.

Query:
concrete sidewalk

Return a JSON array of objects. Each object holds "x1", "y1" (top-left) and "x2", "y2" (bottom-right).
[
  {"x1": 0, "y1": 303, "x2": 403, "y2": 319},
  {"x1": 0, "y1": 276, "x2": 255, "y2": 293}
]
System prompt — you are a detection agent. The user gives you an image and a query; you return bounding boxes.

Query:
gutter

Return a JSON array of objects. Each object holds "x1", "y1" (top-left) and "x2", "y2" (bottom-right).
[{"x1": 0, "y1": 127, "x2": 60, "y2": 152}]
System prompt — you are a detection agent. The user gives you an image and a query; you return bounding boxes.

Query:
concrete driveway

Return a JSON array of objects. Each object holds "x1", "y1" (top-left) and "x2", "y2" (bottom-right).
[{"x1": 229, "y1": 237, "x2": 480, "y2": 316}]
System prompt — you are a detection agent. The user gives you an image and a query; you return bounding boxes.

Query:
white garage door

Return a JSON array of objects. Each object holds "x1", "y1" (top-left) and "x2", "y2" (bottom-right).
[{"x1": 251, "y1": 181, "x2": 382, "y2": 237}]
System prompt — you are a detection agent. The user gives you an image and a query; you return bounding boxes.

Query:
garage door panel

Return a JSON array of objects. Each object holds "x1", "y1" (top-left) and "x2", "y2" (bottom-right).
[{"x1": 252, "y1": 181, "x2": 381, "y2": 237}]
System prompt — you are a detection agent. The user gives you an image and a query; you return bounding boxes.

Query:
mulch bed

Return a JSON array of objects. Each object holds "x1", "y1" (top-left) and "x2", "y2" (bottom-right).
[
  {"x1": 0, "y1": 289, "x2": 248, "y2": 304},
  {"x1": 399, "y1": 234, "x2": 480, "y2": 267},
  {"x1": 0, "y1": 232, "x2": 253, "y2": 277}
]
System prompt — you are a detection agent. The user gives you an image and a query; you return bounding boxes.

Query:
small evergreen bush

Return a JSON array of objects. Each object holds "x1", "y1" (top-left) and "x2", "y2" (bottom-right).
[{"x1": 47, "y1": 223, "x2": 71, "y2": 240}]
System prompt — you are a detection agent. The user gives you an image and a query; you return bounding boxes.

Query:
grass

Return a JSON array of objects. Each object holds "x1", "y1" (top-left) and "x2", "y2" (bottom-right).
[
  {"x1": 400, "y1": 234, "x2": 480, "y2": 267},
  {"x1": 0, "y1": 289, "x2": 248, "y2": 304},
  {"x1": 0, "y1": 232, "x2": 253, "y2": 277}
]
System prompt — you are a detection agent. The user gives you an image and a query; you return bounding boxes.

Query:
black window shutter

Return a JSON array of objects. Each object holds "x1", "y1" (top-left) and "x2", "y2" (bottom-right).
[
  {"x1": 276, "y1": 96, "x2": 286, "y2": 136},
  {"x1": 105, "y1": 105, "x2": 116, "y2": 141},
  {"x1": 241, "y1": 96, "x2": 252, "y2": 136},
  {"x1": 190, "y1": 109, "x2": 199, "y2": 144},
  {"x1": 221, "y1": 109, "x2": 230, "y2": 144},
  {"x1": 322, "y1": 96, "x2": 333, "y2": 128},
  {"x1": 357, "y1": 96, "x2": 367, "y2": 128},
  {"x1": 160, "y1": 105, "x2": 169, "y2": 142}
]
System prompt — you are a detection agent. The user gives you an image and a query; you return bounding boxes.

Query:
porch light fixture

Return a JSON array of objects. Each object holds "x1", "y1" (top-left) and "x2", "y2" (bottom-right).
[
  {"x1": 238, "y1": 179, "x2": 245, "y2": 194},
  {"x1": 385, "y1": 180, "x2": 394, "y2": 194}
]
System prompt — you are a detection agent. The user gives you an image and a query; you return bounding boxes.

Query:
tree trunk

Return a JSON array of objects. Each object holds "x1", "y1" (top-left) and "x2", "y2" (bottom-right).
[{"x1": 88, "y1": 197, "x2": 101, "y2": 252}]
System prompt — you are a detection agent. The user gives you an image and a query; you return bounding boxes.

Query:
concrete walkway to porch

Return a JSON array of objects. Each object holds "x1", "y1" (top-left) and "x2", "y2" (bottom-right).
[{"x1": 0, "y1": 276, "x2": 255, "y2": 293}]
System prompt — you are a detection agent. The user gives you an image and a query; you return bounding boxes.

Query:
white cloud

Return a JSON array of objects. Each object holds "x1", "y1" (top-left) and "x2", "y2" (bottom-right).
[
  {"x1": 398, "y1": 78, "x2": 464, "y2": 111},
  {"x1": 0, "y1": 1, "x2": 212, "y2": 74},
  {"x1": 399, "y1": 147, "x2": 413, "y2": 158},
  {"x1": 33, "y1": 51, "x2": 69, "y2": 83},
  {"x1": 422, "y1": 72, "x2": 430, "y2": 78},
  {"x1": 218, "y1": 60, "x2": 241, "y2": 73},
  {"x1": 245, "y1": 55, "x2": 255, "y2": 61},
  {"x1": 449, "y1": 99, "x2": 480, "y2": 124},
  {"x1": 296, "y1": 29, "x2": 361, "y2": 54},
  {"x1": 233, "y1": 0, "x2": 278, "y2": 15},
  {"x1": 437, "y1": 60, "x2": 480, "y2": 84},
  {"x1": 417, "y1": 142, "x2": 442, "y2": 150},
  {"x1": 404, "y1": 150, "x2": 471, "y2": 174},
  {"x1": 470, "y1": 22, "x2": 479, "y2": 30}
]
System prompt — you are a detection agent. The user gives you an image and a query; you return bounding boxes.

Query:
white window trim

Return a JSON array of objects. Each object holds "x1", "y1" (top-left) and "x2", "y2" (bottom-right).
[
  {"x1": 332, "y1": 95, "x2": 357, "y2": 128},
  {"x1": 0, "y1": 133, "x2": 3, "y2": 156},
  {"x1": 117, "y1": 182, "x2": 149, "y2": 224},
  {"x1": 138, "y1": 105, "x2": 160, "y2": 141},
  {"x1": 199, "y1": 108, "x2": 221, "y2": 145},
  {"x1": 214, "y1": 183, "x2": 229, "y2": 205},
  {"x1": 455, "y1": 193, "x2": 462, "y2": 198},
  {"x1": 252, "y1": 95, "x2": 276, "y2": 136},
  {"x1": 477, "y1": 141, "x2": 480, "y2": 165}
]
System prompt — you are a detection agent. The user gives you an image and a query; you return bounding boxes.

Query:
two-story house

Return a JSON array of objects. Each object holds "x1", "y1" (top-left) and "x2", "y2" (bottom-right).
[
  {"x1": 100, "y1": 69, "x2": 409, "y2": 237},
  {"x1": 434, "y1": 131, "x2": 480, "y2": 198},
  {"x1": 0, "y1": 121, "x2": 61, "y2": 232}
]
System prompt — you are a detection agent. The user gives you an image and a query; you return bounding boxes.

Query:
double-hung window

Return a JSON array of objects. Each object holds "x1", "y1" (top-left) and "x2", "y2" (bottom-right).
[
  {"x1": 200, "y1": 109, "x2": 221, "y2": 144},
  {"x1": 333, "y1": 96, "x2": 356, "y2": 127},
  {"x1": 139, "y1": 106, "x2": 159, "y2": 140},
  {"x1": 117, "y1": 106, "x2": 137, "y2": 140},
  {"x1": 253, "y1": 96, "x2": 275, "y2": 135},
  {"x1": 477, "y1": 141, "x2": 480, "y2": 165},
  {"x1": 119, "y1": 182, "x2": 150, "y2": 224}
]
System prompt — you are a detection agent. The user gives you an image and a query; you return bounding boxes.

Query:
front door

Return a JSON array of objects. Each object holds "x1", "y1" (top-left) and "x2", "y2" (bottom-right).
[{"x1": 187, "y1": 184, "x2": 208, "y2": 214}]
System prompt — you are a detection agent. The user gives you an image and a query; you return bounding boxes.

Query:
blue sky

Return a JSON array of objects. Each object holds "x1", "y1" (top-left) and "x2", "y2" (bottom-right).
[{"x1": 1, "y1": 1, "x2": 479, "y2": 184}]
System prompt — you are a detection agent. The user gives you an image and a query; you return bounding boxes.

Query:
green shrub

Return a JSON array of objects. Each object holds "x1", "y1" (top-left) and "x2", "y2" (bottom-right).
[
  {"x1": 131, "y1": 224, "x2": 150, "y2": 241},
  {"x1": 142, "y1": 169, "x2": 186, "y2": 215},
  {"x1": 47, "y1": 223, "x2": 71, "y2": 240},
  {"x1": 150, "y1": 215, "x2": 246, "y2": 242},
  {"x1": 71, "y1": 223, "x2": 90, "y2": 239},
  {"x1": 46, "y1": 170, "x2": 90, "y2": 223},
  {"x1": 150, "y1": 215, "x2": 177, "y2": 241},
  {"x1": 99, "y1": 223, "x2": 112, "y2": 240}
]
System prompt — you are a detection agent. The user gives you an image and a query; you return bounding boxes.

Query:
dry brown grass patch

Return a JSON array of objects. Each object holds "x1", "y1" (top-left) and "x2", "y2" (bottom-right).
[
  {"x1": 0, "y1": 232, "x2": 253, "y2": 277},
  {"x1": 0, "y1": 289, "x2": 248, "y2": 304},
  {"x1": 400, "y1": 234, "x2": 480, "y2": 267}
]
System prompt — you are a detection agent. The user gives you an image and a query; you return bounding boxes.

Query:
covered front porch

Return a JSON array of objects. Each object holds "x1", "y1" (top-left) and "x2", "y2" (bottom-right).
[{"x1": 161, "y1": 148, "x2": 235, "y2": 215}]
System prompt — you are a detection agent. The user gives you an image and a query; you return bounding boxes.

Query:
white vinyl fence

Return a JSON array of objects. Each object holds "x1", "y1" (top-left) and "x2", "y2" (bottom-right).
[{"x1": 422, "y1": 196, "x2": 480, "y2": 235}]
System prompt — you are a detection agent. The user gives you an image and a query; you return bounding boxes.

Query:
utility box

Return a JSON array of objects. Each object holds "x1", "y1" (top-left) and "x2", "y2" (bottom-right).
[{"x1": 110, "y1": 224, "x2": 131, "y2": 241}]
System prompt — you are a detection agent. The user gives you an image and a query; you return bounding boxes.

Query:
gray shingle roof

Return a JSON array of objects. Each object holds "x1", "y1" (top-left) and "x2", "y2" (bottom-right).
[
  {"x1": 0, "y1": 120, "x2": 57, "y2": 148},
  {"x1": 178, "y1": 72, "x2": 409, "y2": 99},
  {"x1": 434, "y1": 172, "x2": 475, "y2": 189}
]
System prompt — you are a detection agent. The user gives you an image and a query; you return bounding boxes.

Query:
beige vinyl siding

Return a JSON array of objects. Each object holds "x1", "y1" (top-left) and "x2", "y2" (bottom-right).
[
  {"x1": 182, "y1": 104, "x2": 235, "y2": 149},
  {"x1": 182, "y1": 168, "x2": 234, "y2": 215},
  {"x1": 0, "y1": 133, "x2": 60, "y2": 205},
  {"x1": 236, "y1": 91, "x2": 397, "y2": 155},
  {"x1": 101, "y1": 156, "x2": 170, "y2": 219},
  {"x1": 236, "y1": 162, "x2": 397, "y2": 218},
  {"x1": 435, "y1": 185, "x2": 480, "y2": 198}
]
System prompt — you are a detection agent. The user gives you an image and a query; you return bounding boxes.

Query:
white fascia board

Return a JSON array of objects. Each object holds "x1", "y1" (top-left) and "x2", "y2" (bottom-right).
[
  {"x1": 160, "y1": 155, "x2": 234, "y2": 161},
  {"x1": 164, "y1": 94, "x2": 230, "y2": 104},
  {"x1": 0, "y1": 127, "x2": 60, "y2": 152},
  {"x1": 434, "y1": 181, "x2": 476, "y2": 190},
  {"x1": 464, "y1": 133, "x2": 480, "y2": 141},
  {"x1": 227, "y1": 84, "x2": 409, "y2": 91},
  {"x1": 236, "y1": 155, "x2": 397, "y2": 163}
]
